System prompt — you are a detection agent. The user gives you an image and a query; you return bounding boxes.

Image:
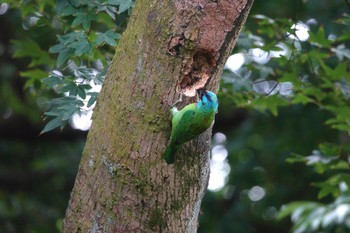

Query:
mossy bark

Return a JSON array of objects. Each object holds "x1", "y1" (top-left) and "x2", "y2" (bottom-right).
[{"x1": 62, "y1": 0, "x2": 254, "y2": 232}]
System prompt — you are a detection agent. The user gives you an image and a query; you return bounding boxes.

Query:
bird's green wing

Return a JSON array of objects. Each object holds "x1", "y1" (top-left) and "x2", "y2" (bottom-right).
[{"x1": 171, "y1": 109, "x2": 196, "y2": 145}]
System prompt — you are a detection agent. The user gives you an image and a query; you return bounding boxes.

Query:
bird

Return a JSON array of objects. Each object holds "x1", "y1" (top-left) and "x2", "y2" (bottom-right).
[{"x1": 164, "y1": 90, "x2": 218, "y2": 164}]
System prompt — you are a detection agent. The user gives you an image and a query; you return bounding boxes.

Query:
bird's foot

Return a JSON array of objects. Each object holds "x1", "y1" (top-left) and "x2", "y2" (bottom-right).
[
  {"x1": 196, "y1": 92, "x2": 200, "y2": 102},
  {"x1": 171, "y1": 92, "x2": 183, "y2": 108}
]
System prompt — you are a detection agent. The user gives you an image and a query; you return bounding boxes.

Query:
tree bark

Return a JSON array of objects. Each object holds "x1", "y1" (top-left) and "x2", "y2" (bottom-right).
[{"x1": 62, "y1": 0, "x2": 254, "y2": 232}]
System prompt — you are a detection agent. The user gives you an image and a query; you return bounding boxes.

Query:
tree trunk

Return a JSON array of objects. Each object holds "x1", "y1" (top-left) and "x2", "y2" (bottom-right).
[{"x1": 62, "y1": 0, "x2": 254, "y2": 232}]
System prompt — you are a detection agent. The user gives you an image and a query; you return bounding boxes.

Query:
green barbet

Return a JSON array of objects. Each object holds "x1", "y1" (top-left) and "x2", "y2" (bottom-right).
[{"x1": 164, "y1": 90, "x2": 219, "y2": 164}]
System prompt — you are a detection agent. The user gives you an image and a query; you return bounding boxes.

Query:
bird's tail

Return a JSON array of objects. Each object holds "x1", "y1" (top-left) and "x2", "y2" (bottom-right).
[{"x1": 164, "y1": 145, "x2": 178, "y2": 164}]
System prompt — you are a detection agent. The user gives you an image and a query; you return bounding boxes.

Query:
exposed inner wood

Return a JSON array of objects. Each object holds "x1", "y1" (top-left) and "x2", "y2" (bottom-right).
[{"x1": 167, "y1": 0, "x2": 249, "y2": 96}]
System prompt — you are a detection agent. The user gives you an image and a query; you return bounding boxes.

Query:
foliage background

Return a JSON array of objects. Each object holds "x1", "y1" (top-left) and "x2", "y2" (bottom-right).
[{"x1": 1, "y1": 0, "x2": 350, "y2": 232}]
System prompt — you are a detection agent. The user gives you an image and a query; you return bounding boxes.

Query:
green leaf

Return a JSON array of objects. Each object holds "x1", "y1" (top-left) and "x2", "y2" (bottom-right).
[
  {"x1": 42, "y1": 75, "x2": 63, "y2": 88},
  {"x1": 49, "y1": 43, "x2": 65, "y2": 53},
  {"x1": 87, "y1": 92, "x2": 98, "y2": 107},
  {"x1": 321, "y1": 62, "x2": 348, "y2": 81},
  {"x1": 44, "y1": 110, "x2": 63, "y2": 117},
  {"x1": 309, "y1": 26, "x2": 331, "y2": 48},
  {"x1": 118, "y1": 0, "x2": 133, "y2": 13},
  {"x1": 58, "y1": 48, "x2": 75, "y2": 67},
  {"x1": 252, "y1": 95, "x2": 289, "y2": 116},
  {"x1": 79, "y1": 84, "x2": 92, "y2": 90},
  {"x1": 50, "y1": 32, "x2": 92, "y2": 66},
  {"x1": 77, "y1": 86, "x2": 87, "y2": 99},
  {"x1": 70, "y1": 40, "x2": 91, "y2": 56},
  {"x1": 286, "y1": 154, "x2": 306, "y2": 164},
  {"x1": 95, "y1": 30, "x2": 121, "y2": 46},
  {"x1": 318, "y1": 184, "x2": 335, "y2": 199},
  {"x1": 40, "y1": 117, "x2": 64, "y2": 135},
  {"x1": 58, "y1": 104, "x2": 79, "y2": 121},
  {"x1": 276, "y1": 201, "x2": 320, "y2": 220},
  {"x1": 106, "y1": 0, "x2": 122, "y2": 6},
  {"x1": 325, "y1": 106, "x2": 350, "y2": 133},
  {"x1": 20, "y1": 69, "x2": 48, "y2": 89},
  {"x1": 56, "y1": 0, "x2": 76, "y2": 16},
  {"x1": 12, "y1": 39, "x2": 54, "y2": 67},
  {"x1": 60, "y1": 80, "x2": 78, "y2": 96},
  {"x1": 94, "y1": 70, "x2": 106, "y2": 85},
  {"x1": 74, "y1": 67, "x2": 95, "y2": 80},
  {"x1": 72, "y1": 10, "x2": 96, "y2": 30},
  {"x1": 106, "y1": 0, "x2": 133, "y2": 13},
  {"x1": 335, "y1": 16, "x2": 350, "y2": 26},
  {"x1": 65, "y1": 32, "x2": 91, "y2": 56},
  {"x1": 314, "y1": 182, "x2": 338, "y2": 199},
  {"x1": 313, "y1": 174, "x2": 350, "y2": 199},
  {"x1": 41, "y1": 96, "x2": 85, "y2": 133},
  {"x1": 318, "y1": 143, "x2": 339, "y2": 156},
  {"x1": 292, "y1": 93, "x2": 314, "y2": 105},
  {"x1": 331, "y1": 44, "x2": 350, "y2": 61}
]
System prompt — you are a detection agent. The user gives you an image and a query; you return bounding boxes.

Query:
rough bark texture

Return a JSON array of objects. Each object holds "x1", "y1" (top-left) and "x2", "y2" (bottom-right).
[{"x1": 62, "y1": 0, "x2": 254, "y2": 232}]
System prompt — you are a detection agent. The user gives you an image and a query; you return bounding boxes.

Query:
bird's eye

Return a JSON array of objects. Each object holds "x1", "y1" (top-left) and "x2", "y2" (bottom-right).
[{"x1": 204, "y1": 92, "x2": 212, "y2": 102}]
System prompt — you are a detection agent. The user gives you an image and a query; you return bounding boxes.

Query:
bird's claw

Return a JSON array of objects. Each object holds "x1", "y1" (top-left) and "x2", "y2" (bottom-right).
[
  {"x1": 196, "y1": 92, "x2": 200, "y2": 102},
  {"x1": 171, "y1": 92, "x2": 183, "y2": 108}
]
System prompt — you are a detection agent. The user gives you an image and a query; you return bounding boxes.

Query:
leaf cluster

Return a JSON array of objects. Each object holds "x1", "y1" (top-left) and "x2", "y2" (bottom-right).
[
  {"x1": 224, "y1": 14, "x2": 350, "y2": 232},
  {"x1": 6, "y1": 0, "x2": 133, "y2": 133}
]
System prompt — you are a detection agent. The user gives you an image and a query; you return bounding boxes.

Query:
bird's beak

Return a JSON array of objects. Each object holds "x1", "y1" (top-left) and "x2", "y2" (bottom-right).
[{"x1": 197, "y1": 89, "x2": 205, "y2": 99}]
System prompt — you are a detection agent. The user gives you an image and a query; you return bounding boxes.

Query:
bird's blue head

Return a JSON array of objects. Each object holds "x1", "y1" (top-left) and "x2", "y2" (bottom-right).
[{"x1": 196, "y1": 90, "x2": 218, "y2": 113}]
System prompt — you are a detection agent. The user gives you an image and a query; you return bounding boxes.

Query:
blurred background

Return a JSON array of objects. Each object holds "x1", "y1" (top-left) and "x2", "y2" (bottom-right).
[{"x1": 0, "y1": 0, "x2": 348, "y2": 232}]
